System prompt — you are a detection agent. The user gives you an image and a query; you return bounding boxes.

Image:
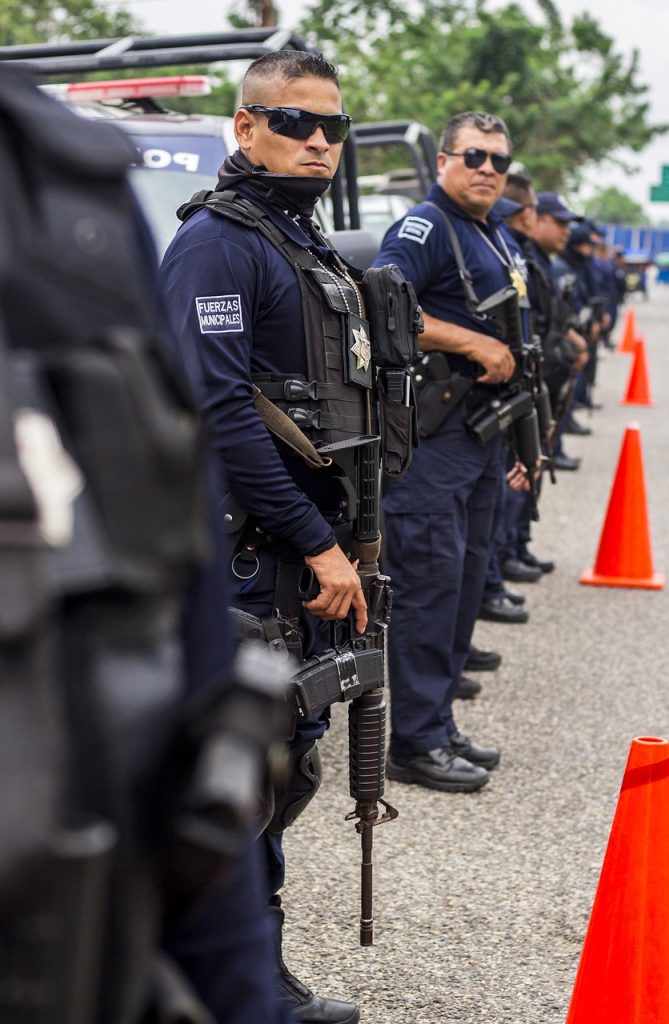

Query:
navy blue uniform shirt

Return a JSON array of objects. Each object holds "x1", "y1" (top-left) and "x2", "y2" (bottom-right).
[
  {"x1": 160, "y1": 185, "x2": 336, "y2": 557},
  {"x1": 372, "y1": 184, "x2": 526, "y2": 376}
]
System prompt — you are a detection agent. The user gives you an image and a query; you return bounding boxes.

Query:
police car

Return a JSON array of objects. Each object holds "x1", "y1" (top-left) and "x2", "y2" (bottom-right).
[{"x1": 46, "y1": 74, "x2": 239, "y2": 256}]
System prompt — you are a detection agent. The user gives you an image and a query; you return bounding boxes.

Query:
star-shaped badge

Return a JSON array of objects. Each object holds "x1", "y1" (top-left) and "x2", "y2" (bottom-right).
[
  {"x1": 509, "y1": 266, "x2": 528, "y2": 299},
  {"x1": 351, "y1": 324, "x2": 372, "y2": 372}
]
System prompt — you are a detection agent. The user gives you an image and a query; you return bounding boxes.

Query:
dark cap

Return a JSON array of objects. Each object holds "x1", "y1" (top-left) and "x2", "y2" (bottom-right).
[
  {"x1": 494, "y1": 196, "x2": 525, "y2": 219},
  {"x1": 568, "y1": 223, "x2": 596, "y2": 247},
  {"x1": 583, "y1": 218, "x2": 606, "y2": 240},
  {"x1": 536, "y1": 191, "x2": 582, "y2": 222}
]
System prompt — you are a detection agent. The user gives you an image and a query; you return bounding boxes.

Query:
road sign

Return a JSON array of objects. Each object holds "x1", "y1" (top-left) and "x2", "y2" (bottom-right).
[{"x1": 650, "y1": 165, "x2": 669, "y2": 202}]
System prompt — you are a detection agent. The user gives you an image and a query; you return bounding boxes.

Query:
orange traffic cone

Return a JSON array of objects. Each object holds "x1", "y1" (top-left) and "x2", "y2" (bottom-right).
[
  {"x1": 580, "y1": 422, "x2": 664, "y2": 588},
  {"x1": 616, "y1": 307, "x2": 637, "y2": 353},
  {"x1": 565, "y1": 736, "x2": 669, "y2": 1024},
  {"x1": 620, "y1": 337, "x2": 653, "y2": 406}
]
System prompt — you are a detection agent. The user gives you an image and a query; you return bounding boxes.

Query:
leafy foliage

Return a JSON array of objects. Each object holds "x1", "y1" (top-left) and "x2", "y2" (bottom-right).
[
  {"x1": 0, "y1": 0, "x2": 137, "y2": 45},
  {"x1": 298, "y1": 0, "x2": 667, "y2": 192},
  {"x1": 584, "y1": 186, "x2": 651, "y2": 226}
]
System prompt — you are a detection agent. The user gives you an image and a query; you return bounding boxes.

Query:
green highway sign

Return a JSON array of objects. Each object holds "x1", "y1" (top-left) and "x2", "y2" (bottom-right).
[{"x1": 650, "y1": 165, "x2": 669, "y2": 201}]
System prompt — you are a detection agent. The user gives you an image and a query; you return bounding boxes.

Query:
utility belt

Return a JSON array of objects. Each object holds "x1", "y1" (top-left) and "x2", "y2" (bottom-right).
[{"x1": 410, "y1": 350, "x2": 539, "y2": 444}]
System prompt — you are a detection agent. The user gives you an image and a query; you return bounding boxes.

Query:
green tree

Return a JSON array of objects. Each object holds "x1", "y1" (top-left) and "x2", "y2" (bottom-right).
[
  {"x1": 584, "y1": 187, "x2": 651, "y2": 226},
  {"x1": 0, "y1": 0, "x2": 138, "y2": 45},
  {"x1": 298, "y1": 0, "x2": 667, "y2": 192}
]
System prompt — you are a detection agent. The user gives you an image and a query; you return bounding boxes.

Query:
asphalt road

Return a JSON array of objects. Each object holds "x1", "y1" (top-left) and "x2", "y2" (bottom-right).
[{"x1": 282, "y1": 282, "x2": 669, "y2": 1024}]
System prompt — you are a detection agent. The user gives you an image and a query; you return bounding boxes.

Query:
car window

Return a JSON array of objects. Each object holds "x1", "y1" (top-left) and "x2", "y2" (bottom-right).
[{"x1": 127, "y1": 132, "x2": 227, "y2": 255}]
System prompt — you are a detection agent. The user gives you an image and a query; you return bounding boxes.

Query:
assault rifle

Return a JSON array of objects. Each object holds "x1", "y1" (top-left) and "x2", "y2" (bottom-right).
[
  {"x1": 466, "y1": 286, "x2": 555, "y2": 516},
  {"x1": 296, "y1": 434, "x2": 397, "y2": 946}
]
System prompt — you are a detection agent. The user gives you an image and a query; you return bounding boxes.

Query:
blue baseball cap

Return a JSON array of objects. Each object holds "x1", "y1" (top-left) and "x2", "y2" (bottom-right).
[
  {"x1": 583, "y1": 218, "x2": 606, "y2": 240},
  {"x1": 494, "y1": 196, "x2": 525, "y2": 219},
  {"x1": 536, "y1": 192, "x2": 582, "y2": 222},
  {"x1": 568, "y1": 223, "x2": 596, "y2": 246}
]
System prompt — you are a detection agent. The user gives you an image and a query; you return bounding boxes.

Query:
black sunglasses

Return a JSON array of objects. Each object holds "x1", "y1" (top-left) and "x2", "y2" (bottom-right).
[
  {"x1": 242, "y1": 104, "x2": 352, "y2": 144},
  {"x1": 444, "y1": 147, "x2": 512, "y2": 174}
]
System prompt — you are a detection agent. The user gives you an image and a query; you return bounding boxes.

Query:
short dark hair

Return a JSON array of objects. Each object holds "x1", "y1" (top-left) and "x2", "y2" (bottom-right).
[
  {"x1": 242, "y1": 50, "x2": 340, "y2": 103},
  {"x1": 439, "y1": 111, "x2": 511, "y2": 154},
  {"x1": 504, "y1": 171, "x2": 535, "y2": 208}
]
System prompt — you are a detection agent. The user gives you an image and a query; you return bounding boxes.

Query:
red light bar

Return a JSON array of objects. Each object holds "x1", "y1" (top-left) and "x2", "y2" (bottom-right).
[{"x1": 61, "y1": 75, "x2": 212, "y2": 102}]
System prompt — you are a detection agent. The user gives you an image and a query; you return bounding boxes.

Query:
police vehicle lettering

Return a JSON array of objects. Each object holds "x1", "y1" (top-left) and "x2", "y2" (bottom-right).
[
  {"x1": 140, "y1": 148, "x2": 201, "y2": 172},
  {"x1": 196, "y1": 294, "x2": 244, "y2": 333},
  {"x1": 397, "y1": 216, "x2": 434, "y2": 245}
]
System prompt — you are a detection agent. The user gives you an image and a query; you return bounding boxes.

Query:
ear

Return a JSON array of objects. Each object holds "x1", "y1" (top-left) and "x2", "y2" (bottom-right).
[
  {"x1": 436, "y1": 151, "x2": 448, "y2": 173},
  {"x1": 234, "y1": 107, "x2": 254, "y2": 151}
]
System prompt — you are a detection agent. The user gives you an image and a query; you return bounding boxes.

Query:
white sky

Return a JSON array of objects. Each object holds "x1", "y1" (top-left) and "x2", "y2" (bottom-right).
[{"x1": 117, "y1": 0, "x2": 669, "y2": 221}]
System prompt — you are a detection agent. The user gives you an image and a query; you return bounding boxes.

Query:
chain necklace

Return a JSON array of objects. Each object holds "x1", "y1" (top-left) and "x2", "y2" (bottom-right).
[
  {"x1": 472, "y1": 221, "x2": 515, "y2": 267},
  {"x1": 296, "y1": 215, "x2": 365, "y2": 317},
  {"x1": 472, "y1": 222, "x2": 527, "y2": 299},
  {"x1": 309, "y1": 247, "x2": 365, "y2": 318}
]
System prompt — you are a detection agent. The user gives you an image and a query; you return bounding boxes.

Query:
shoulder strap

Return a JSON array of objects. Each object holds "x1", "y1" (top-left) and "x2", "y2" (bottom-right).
[
  {"x1": 194, "y1": 190, "x2": 323, "y2": 271},
  {"x1": 424, "y1": 201, "x2": 480, "y2": 313}
]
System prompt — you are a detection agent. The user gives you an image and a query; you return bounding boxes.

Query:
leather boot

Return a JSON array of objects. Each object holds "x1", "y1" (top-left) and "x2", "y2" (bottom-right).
[{"x1": 268, "y1": 901, "x2": 360, "y2": 1024}]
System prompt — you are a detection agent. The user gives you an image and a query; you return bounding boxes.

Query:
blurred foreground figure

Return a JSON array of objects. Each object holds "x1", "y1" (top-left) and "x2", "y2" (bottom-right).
[{"x1": 0, "y1": 65, "x2": 290, "y2": 1024}]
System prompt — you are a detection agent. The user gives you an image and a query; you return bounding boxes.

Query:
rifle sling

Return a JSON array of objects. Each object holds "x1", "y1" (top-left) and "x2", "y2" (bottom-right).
[{"x1": 424, "y1": 201, "x2": 481, "y2": 313}]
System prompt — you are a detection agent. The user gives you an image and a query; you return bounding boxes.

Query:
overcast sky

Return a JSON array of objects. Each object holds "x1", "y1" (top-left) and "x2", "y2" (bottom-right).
[{"x1": 119, "y1": 0, "x2": 669, "y2": 220}]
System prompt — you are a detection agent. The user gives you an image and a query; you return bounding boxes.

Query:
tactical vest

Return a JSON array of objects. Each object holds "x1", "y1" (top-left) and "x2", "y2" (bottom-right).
[
  {"x1": 180, "y1": 189, "x2": 374, "y2": 447},
  {"x1": 523, "y1": 241, "x2": 577, "y2": 386}
]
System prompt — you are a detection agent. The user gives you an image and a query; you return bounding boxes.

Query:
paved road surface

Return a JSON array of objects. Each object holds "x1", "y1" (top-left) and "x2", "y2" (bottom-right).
[{"x1": 283, "y1": 284, "x2": 669, "y2": 1024}]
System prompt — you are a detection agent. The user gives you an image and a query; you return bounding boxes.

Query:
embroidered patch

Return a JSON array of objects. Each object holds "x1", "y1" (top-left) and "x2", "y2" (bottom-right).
[
  {"x1": 397, "y1": 216, "x2": 434, "y2": 245},
  {"x1": 195, "y1": 294, "x2": 243, "y2": 334}
]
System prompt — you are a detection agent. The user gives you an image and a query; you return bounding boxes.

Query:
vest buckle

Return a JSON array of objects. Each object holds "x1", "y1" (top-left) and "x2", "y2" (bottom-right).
[{"x1": 283, "y1": 379, "x2": 318, "y2": 401}]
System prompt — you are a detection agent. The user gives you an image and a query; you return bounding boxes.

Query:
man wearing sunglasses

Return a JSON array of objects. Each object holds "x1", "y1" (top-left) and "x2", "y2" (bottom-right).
[
  {"x1": 161, "y1": 49, "x2": 370, "y2": 1024},
  {"x1": 372, "y1": 111, "x2": 528, "y2": 794}
]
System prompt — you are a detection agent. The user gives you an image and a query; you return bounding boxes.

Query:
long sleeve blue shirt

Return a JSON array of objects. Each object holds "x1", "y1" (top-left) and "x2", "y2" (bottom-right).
[{"x1": 160, "y1": 187, "x2": 335, "y2": 557}]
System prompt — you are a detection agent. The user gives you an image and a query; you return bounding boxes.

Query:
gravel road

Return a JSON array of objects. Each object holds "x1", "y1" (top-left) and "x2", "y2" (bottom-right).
[{"x1": 282, "y1": 284, "x2": 669, "y2": 1024}]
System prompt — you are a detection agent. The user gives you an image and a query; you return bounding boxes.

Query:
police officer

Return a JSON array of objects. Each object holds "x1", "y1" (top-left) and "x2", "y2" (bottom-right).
[
  {"x1": 552, "y1": 222, "x2": 605, "y2": 416},
  {"x1": 528, "y1": 192, "x2": 589, "y2": 469},
  {"x1": 482, "y1": 178, "x2": 545, "y2": 620},
  {"x1": 161, "y1": 50, "x2": 372, "y2": 1024},
  {"x1": 0, "y1": 62, "x2": 293, "y2": 1024},
  {"x1": 373, "y1": 111, "x2": 529, "y2": 792}
]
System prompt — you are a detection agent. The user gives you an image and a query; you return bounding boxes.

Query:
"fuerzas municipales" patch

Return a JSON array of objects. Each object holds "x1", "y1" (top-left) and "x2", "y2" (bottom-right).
[{"x1": 195, "y1": 294, "x2": 243, "y2": 334}]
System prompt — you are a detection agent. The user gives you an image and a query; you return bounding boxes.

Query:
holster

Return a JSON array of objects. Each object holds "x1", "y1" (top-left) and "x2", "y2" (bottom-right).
[{"x1": 409, "y1": 352, "x2": 474, "y2": 438}]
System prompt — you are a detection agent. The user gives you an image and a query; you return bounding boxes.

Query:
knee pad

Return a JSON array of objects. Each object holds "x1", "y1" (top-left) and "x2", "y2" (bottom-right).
[{"x1": 267, "y1": 740, "x2": 322, "y2": 834}]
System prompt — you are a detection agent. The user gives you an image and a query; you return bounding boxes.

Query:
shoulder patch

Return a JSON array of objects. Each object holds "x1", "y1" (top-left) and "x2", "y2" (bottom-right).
[
  {"x1": 195, "y1": 294, "x2": 244, "y2": 334},
  {"x1": 397, "y1": 215, "x2": 434, "y2": 245}
]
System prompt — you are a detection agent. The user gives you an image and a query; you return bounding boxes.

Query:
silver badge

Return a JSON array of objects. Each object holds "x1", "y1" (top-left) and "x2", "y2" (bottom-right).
[{"x1": 351, "y1": 324, "x2": 372, "y2": 372}]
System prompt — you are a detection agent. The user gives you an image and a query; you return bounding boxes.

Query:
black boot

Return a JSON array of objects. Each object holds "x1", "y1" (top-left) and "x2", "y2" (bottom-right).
[{"x1": 269, "y1": 901, "x2": 360, "y2": 1024}]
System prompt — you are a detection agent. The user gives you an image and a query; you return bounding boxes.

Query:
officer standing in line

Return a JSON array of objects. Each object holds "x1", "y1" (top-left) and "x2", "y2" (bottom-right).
[
  {"x1": 494, "y1": 175, "x2": 563, "y2": 576},
  {"x1": 593, "y1": 236, "x2": 620, "y2": 347},
  {"x1": 528, "y1": 192, "x2": 589, "y2": 468},
  {"x1": 552, "y1": 223, "x2": 605, "y2": 417},
  {"x1": 160, "y1": 50, "x2": 373, "y2": 1024},
  {"x1": 0, "y1": 62, "x2": 293, "y2": 1024},
  {"x1": 475, "y1": 182, "x2": 541, "y2": 633},
  {"x1": 373, "y1": 111, "x2": 528, "y2": 793}
]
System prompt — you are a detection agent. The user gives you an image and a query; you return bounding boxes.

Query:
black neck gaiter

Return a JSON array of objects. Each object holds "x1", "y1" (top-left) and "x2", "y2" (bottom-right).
[{"x1": 215, "y1": 149, "x2": 332, "y2": 218}]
